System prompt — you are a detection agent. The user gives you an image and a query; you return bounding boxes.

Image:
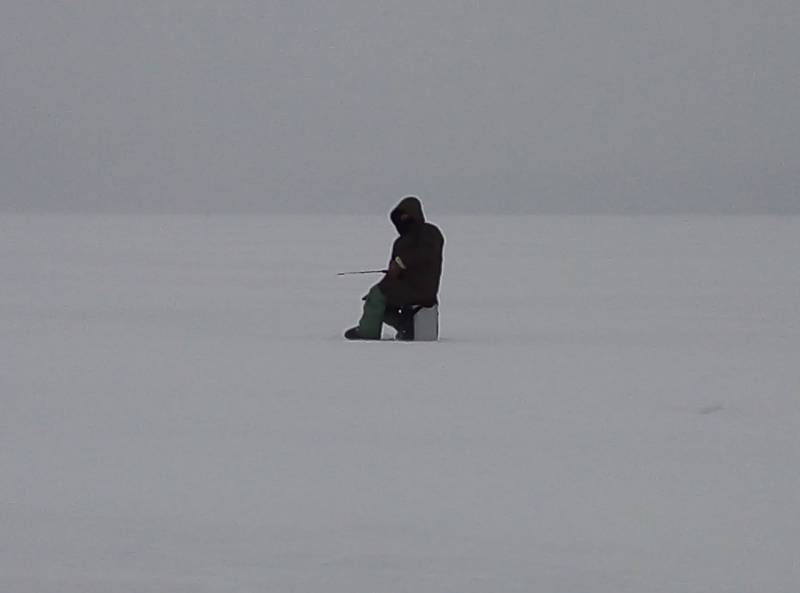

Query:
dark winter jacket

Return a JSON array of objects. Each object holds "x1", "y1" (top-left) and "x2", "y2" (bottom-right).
[{"x1": 378, "y1": 197, "x2": 444, "y2": 307}]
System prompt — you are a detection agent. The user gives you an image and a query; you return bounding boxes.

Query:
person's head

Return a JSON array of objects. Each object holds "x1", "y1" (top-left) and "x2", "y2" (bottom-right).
[{"x1": 390, "y1": 196, "x2": 425, "y2": 235}]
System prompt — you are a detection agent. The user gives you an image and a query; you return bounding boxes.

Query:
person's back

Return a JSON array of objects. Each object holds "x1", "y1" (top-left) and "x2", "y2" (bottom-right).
[{"x1": 345, "y1": 196, "x2": 444, "y2": 340}]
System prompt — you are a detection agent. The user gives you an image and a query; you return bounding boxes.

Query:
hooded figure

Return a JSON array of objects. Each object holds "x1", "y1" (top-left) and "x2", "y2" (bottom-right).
[{"x1": 345, "y1": 197, "x2": 445, "y2": 340}]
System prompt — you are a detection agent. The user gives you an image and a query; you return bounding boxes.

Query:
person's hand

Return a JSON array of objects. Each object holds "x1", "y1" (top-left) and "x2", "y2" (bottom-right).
[{"x1": 387, "y1": 257, "x2": 406, "y2": 279}]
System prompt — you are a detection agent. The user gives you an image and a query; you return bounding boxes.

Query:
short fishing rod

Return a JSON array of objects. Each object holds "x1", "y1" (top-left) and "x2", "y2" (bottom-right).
[{"x1": 336, "y1": 269, "x2": 387, "y2": 276}]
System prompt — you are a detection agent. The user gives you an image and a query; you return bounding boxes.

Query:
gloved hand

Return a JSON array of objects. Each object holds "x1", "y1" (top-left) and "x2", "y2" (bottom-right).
[{"x1": 387, "y1": 257, "x2": 405, "y2": 279}]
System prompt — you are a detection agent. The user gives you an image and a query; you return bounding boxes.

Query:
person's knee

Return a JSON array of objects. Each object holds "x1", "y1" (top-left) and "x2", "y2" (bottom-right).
[{"x1": 365, "y1": 285, "x2": 386, "y2": 305}]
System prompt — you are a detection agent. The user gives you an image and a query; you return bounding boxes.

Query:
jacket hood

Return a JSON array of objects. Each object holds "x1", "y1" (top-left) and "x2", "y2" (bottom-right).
[{"x1": 390, "y1": 196, "x2": 425, "y2": 232}]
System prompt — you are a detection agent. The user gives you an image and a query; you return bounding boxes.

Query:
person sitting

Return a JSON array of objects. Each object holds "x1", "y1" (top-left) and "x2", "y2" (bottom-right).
[{"x1": 345, "y1": 196, "x2": 444, "y2": 340}]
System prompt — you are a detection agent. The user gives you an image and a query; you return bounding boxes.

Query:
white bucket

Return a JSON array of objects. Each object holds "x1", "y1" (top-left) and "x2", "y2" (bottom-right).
[{"x1": 413, "y1": 305, "x2": 439, "y2": 341}]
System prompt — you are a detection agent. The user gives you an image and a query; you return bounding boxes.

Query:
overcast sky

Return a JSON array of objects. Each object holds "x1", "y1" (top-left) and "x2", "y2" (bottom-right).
[{"x1": 1, "y1": 1, "x2": 798, "y2": 214}]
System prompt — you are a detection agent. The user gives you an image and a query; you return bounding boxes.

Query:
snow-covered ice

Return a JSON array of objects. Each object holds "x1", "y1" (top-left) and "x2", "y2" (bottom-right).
[{"x1": 2, "y1": 213, "x2": 799, "y2": 592}]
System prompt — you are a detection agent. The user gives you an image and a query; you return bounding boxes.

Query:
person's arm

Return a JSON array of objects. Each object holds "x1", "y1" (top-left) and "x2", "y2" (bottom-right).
[
  {"x1": 386, "y1": 257, "x2": 403, "y2": 278},
  {"x1": 385, "y1": 236, "x2": 411, "y2": 279},
  {"x1": 392, "y1": 233, "x2": 434, "y2": 272}
]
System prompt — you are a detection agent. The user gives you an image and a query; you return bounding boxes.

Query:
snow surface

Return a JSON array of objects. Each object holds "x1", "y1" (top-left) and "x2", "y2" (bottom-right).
[{"x1": 2, "y1": 213, "x2": 799, "y2": 592}]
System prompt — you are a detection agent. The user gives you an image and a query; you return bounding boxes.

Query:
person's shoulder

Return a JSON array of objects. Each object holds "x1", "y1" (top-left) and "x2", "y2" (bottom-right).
[{"x1": 423, "y1": 221, "x2": 444, "y2": 241}]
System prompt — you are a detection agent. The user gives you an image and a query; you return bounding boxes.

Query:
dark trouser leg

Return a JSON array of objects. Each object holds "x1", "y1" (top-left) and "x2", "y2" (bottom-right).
[
  {"x1": 357, "y1": 285, "x2": 387, "y2": 339},
  {"x1": 384, "y1": 305, "x2": 415, "y2": 341}
]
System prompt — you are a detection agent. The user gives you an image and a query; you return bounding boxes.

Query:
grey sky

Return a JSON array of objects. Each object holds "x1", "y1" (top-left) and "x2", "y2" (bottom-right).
[{"x1": 2, "y1": 1, "x2": 798, "y2": 214}]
